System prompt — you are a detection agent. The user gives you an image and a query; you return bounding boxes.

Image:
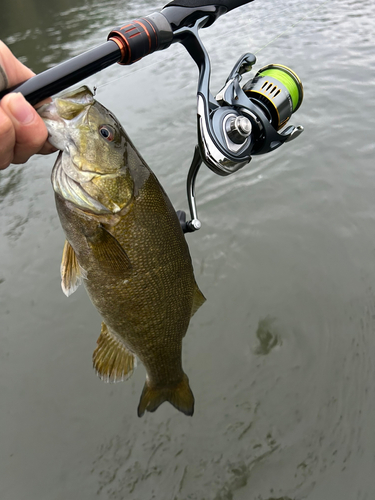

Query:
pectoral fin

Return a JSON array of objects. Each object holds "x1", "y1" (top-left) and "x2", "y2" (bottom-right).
[
  {"x1": 93, "y1": 322, "x2": 136, "y2": 382},
  {"x1": 191, "y1": 281, "x2": 206, "y2": 317},
  {"x1": 60, "y1": 239, "x2": 83, "y2": 297},
  {"x1": 85, "y1": 225, "x2": 132, "y2": 277}
]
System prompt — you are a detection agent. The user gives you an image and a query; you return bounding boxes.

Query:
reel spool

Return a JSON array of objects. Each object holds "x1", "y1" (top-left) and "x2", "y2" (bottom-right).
[{"x1": 242, "y1": 64, "x2": 303, "y2": 131}]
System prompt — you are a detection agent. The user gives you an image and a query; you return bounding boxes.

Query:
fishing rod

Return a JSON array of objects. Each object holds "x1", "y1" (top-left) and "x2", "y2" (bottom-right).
[
  {"x1": 0, "y1": 0, "x2": 304, "y2": 233},
  {"x1": 0, "y1": 0, "x2": 255, "y2": 104}
]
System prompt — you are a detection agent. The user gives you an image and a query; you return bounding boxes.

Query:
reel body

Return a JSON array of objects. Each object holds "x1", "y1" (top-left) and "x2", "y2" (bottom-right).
[{"x1": 202, "y1": 54, "x2": 304, "y2": 175}]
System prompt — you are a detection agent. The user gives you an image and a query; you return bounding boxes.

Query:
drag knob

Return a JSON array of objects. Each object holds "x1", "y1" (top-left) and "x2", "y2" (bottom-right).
[{"x1": 226, "y1": 115, "x2": 252, "y2": 144}]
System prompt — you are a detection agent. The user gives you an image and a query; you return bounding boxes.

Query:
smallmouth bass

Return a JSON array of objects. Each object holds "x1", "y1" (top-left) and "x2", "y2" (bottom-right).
[{"x1": 40, "y1": 86, "x2": 205, "y2": 417}]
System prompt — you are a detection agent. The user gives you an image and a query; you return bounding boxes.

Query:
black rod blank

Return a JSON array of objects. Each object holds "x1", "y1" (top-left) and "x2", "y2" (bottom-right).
[{"x1": 0, "y1": 41, "x2": 122, "y2": 106}]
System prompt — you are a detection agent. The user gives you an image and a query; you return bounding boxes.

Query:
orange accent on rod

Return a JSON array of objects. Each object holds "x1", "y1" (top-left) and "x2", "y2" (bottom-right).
[
  {"x1": 108, "y1": 32, "x2": 131, "y2": 64},
  {"x1": 107, "y1": 17, "x2": 159, "y2": 65},
  {"x1": 136, "y1": 20, "x2": 156, "y2": 51},
  {"x1": 119, "y1": 24, "x2": 134, "y2": 31},
  {"x1": 109, "y1": 36, "x2": 127, "y2": 63}
]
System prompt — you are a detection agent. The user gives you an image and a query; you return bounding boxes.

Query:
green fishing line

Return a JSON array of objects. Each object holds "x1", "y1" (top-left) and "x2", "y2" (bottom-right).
[{"x1": 259, "y1": 68, "x2": 300, "y2": 111}]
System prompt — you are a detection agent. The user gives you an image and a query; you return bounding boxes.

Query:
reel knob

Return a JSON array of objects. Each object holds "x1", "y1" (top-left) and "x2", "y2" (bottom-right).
[{"x1": 226, "y1": 115, "x2": 252, "y2": 144}]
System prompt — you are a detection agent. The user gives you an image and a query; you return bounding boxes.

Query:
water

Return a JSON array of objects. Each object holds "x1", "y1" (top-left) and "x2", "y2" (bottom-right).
[{"x1": 1, "y1": 0, "x2": 375, "y2": 498}]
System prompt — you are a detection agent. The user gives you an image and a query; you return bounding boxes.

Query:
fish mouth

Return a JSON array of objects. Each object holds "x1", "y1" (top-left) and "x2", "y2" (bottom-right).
[
  {"x1": 37, "y1": 103, "x2": 55, "y2": 120},
  {"x1": 39, "y1": 103, "x2": 68, "y2": 151},
  {"x1": 39, "y1": 100, "x2": 91, "y2": 151},
  {"x1": 38, "y1": 105, "x2": 55, "y2": 119},
  {"x1": 52, "y1": 152, "x2": 112, "y2": 215},
  {"x1": 41, "y1": 107, "x2": 99, "y2": 180},
  {"x1": 38, "y1": 103, "x2": 65, "y2": 127}
]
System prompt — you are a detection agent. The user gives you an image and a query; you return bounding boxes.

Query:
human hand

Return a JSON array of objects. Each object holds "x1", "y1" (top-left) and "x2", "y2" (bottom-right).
[{"x1": 0, "y1": 41, "x2": 56, "y2": 170}]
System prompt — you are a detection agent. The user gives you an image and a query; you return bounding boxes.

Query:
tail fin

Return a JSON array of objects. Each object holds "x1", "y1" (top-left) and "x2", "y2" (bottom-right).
[{"x1": 137, "y1": 374, "x2": 194, "y2": 417}]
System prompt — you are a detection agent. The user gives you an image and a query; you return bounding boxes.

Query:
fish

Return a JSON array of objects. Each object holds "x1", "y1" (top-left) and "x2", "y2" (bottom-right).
[{"x1": 39, "y1": 86, "x2": 205, "y2": 417}]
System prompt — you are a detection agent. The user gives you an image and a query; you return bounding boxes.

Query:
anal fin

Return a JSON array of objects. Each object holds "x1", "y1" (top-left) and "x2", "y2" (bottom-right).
[
  {"x1": 93, "y1": 322, "x2": 136, "y2": 382},
  {"x1": 61, "y1": 239, "x2": 83, "y2": 297}
]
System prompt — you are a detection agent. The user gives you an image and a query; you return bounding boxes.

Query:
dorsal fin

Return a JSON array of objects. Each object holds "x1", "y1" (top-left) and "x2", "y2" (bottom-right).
[
  {"x1": 60, "y1": 239, "x2": 83, "y2": 297},
  {"x1": 93, "y1": 322, "x2": 136, "y2": 382}
]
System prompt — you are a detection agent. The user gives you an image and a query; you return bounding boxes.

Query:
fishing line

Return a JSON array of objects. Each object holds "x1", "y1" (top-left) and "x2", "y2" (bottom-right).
[
  {"x1": 95, "y1": 0, "x2": 329, "y2": 93},
  {"x1": 217, "y1": 2, "x2": 309, "y2": 42},
  {"x1": 94, "y1": 0, "x2": 309, "y2": 91},
  {"x1": 96, "y1": 46, "x2": 186, "y2": 89},
  {"x1": 254, "y1": 0, "x2": 330, "y2": 54}
]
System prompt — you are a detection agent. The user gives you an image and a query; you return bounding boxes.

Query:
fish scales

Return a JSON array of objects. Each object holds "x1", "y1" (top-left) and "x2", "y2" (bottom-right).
[{"x1": 41, "y1": 86, "x2": 205, "y2": 417}]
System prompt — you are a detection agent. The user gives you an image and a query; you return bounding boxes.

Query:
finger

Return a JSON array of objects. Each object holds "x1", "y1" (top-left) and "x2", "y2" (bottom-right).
[
  {"x1": 0, "y1": 41, "x2": 52, "y2": 109},
  {"x1": 0, "y1": 106, "x2": 15, "y2": 169},
  {"x1": 0, "y1": 41, "x2": 35, "y2": 88},
  {"x1": 0, "y1": 92, "x2": 48, "y2": 165},
  {"x1": 0, "y1": 62, "x2": 8, "y2": 91}
]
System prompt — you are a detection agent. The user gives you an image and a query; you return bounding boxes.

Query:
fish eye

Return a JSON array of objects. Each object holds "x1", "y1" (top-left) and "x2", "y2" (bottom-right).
[{"x1": 99, "y1": 125, "x2": 115, "y2": 142}]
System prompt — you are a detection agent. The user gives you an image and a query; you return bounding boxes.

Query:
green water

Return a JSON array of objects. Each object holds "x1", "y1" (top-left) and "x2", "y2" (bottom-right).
[{"x1": 1, "y1": 0, "x2": 375, "y2": 499}]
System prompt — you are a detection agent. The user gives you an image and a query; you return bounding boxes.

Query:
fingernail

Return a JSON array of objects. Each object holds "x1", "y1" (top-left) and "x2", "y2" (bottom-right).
[{"x1": 7, "y1": 93, "x2": 35, "y2": 124}]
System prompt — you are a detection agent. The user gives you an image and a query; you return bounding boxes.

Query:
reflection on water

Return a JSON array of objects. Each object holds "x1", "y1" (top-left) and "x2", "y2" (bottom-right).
[
  {"x1": 254, "y1": 316, "x2": 281, "y2": 356},
  {"x1": 90, "y1": 416, "x2": 281, "y2": 499},
  {"x1": 0, "y1": 168, "x2": 23, "y2": 203},
  {"x1": 1, "y1": 0, "x2": 375, "y2": 499}
]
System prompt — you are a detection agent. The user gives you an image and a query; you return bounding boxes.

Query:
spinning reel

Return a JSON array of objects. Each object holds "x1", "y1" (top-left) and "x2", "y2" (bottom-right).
[{"x1": 176, "y1": 17, "x2": 304, "y2": 233}]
